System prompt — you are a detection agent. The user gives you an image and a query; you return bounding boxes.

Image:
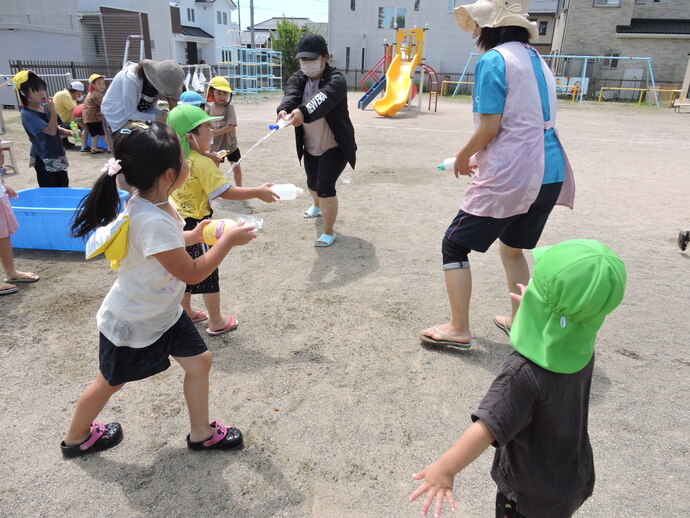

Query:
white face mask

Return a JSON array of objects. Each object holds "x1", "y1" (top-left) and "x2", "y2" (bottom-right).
[
  {"x1": 77, "y1": 94, "x2": 85, "y2": 102},
  {"x1": 300, "y1": 58, "x2": 325, "y2": 79},
  {"x1": 191, "y1": 133, "x2": 212, "y2": 149}
]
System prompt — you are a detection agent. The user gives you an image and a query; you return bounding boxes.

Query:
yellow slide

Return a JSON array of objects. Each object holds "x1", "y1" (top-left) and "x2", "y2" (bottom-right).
[{"x1": 373, "y1": 28, "x2": 424, "y2": 118}]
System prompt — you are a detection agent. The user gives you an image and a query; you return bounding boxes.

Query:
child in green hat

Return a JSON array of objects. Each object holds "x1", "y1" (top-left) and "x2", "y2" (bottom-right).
[
  {"x1": 409, "y1": 239, "x2": 627, "y2": 518},
  {"x1": 167, "y1": 104, "x2": 278, "y2": 336}
]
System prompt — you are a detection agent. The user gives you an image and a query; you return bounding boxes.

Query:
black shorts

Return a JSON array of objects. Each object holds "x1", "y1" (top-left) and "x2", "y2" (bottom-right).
[
  {"x1": 86, "y1": 121, "x2": 105, "y2": 136},
  {"x1": 445, "y1": 182, "x2": 563, "y2": 253},
  {"x1": 303, "y1": 147, "x2": 348, "y2": 198},
  {"x1": 184, "y1": 216, "x2": 220, "y2": 294},
  {"x1": 99, "y1": 313, "x2": 207, "y2": 386},
  {"x1": 226, "y1": 148, "x2": 241, "y2": 163}
]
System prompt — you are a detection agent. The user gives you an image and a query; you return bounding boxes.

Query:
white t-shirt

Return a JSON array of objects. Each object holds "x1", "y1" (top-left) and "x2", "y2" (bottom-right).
[{"x1": 97, "y1": 195, "x2": 186, "y2": 348}]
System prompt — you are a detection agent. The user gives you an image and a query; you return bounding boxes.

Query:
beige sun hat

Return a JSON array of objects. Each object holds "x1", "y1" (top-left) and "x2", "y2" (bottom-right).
[
  {"x1": 454, "y1": 0, "x2": 538, "y2": 41},
  {"x1": 141, "y1": 59, "x2": 185, "y2": 99}
]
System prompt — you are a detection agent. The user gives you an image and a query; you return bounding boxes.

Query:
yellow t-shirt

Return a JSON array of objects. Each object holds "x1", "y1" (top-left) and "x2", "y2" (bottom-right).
[
  {"x1": 53, "y1": 89, "x2": 76, "y2": 122},
  {"x1": 170, "y1": 150, "x2": 231, "y2": 220}
]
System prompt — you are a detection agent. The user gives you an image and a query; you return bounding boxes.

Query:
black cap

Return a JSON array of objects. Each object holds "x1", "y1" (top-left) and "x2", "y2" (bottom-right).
[{"x1": 296, "y1": 34, "x2": 328, "y2": 59}]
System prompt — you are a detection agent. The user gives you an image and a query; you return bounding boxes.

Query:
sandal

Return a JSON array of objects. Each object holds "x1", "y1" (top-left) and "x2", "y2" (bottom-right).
[
  {"x1": 190, "y1": 310, "x2": 208, "y2": 324},
  {"x1": 303, "y1": 205, "x2": 321, "y2": 219},
  {"x1": 90, "y1": 149, "x2": 105, "y2": 154},
  {"x1": 0, "y1": 283, "x2": 18, "y2": 295},
  {"x1": 206, "y1": 316, "x2": 239, "y2": 336},
  {"x1": 493, "y1": 315, "x2": 511, "y2": 337},
  {"x1": 61, "y1": 422, "x2": 123, "y2": 458},
  {"x1": 4, "y1": 272, "x2": 39, "y2": 283},
  {"x1": 314, "y1": 232, "x2": 336, "y2": 247},
  {"x1": 187, "y1": 420, "x2": 243, "y2": 451}
]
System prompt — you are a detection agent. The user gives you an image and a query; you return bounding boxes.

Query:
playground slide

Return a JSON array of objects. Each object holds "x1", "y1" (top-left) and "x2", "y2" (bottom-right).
[{"x1": 372, "y1": 53, "x2": 416, "y2": 117}]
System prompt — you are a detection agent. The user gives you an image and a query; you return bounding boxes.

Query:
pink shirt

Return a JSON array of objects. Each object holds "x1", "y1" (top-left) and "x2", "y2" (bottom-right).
[{"x1": 460, "y1": 42, "x2": 575, "y2": 219}]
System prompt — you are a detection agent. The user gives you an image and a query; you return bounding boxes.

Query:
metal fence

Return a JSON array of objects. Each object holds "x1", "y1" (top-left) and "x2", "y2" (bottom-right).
[{"x1": 9, "y1": 60, "x2": 121, "y2": 95}]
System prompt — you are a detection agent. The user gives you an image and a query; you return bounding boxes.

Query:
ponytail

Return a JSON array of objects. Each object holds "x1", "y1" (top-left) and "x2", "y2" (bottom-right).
[
  {"x1": 71, "y1": 121, "x2": 182, "y2": 238},
  {"x1": 71, "y1": 173, "x2": 121, "y2": 238}
]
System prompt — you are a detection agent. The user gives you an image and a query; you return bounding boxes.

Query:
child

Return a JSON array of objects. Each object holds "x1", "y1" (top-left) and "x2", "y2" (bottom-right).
[
  {"x1": 83, "y1": 73, "x2": 107, "y2": 154},
  {"x1": 72, "y1": 103, "x2": 90, "y2": 153},
  {"x1": 53, "y1": 80, "x2": 85, "y2": 149},
  {"x1": 13, "y1": 71, "x2": 71, "y2": 187},
  {"x1": 167, "y1": 105, "x2": 278, "y2": 336},
  {"x1": 0, "y1": 144, "x2": 39, "y2": 295},
  {"x1": 179, "y1": 90, "x2": 205, "y2": 110},
  {"x1": 62, "y1": 121, "x2": 256, "y2": 457},
  {"x1": 205, "y1": 77, "x2": 242, "y2": 185},
  {"x1": 409, "y1": 239, "x2": 626, "y2": 518}
]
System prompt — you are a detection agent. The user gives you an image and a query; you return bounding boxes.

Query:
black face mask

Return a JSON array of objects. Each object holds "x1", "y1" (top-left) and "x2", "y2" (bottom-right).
[{"x1": 138, "y1": 79, "x2": 158, "y2": 112}]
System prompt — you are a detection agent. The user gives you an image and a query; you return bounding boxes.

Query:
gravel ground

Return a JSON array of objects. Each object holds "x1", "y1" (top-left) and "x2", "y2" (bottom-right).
[{"x1": 0, "y1": 96, "x2": 687, "y2": 517}]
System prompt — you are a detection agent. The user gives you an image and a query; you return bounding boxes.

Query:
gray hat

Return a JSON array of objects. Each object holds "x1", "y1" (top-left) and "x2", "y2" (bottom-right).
[
  {"x1": 141, "y1": 59, "x2": 185, "y2": 99},
  {"x1": 69, "y1": 81, "x2": 85, "y2": 92}
]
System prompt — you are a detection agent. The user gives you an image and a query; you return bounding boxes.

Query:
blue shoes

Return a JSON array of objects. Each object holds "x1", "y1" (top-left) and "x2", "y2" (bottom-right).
[{"x1": 315, "y1": 233, "x2": 336, "y2": 247}]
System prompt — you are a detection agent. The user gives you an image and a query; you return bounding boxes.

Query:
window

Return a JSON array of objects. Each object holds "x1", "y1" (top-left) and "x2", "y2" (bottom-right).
[
  {"x1": 635, "y1": 0, "x2": 646, "y2": 3},
  {"x1": 539, "y1": 21, "x2": 548, "y2": 35},
  {"x1": 652, "y1": 0, "x2": 668, "y2": 3},
  {"x1": 593, "y1": 0, "x2": 620, "y2": 6},
  {"x1": 447, "y1": 0, "x2": 456, "y2": 12},
  {"x1": 350, "y1": 0, "x2": 356, "y2": 11},
  {"x1": 345, "y1": 47, "x2": 350, "y2": 72},
  {"x1": 414, "y1": 0, "x2": 421, "y2": 11},
  {"x1": 378, "y1": 7, "x2": 406, "y2": 29},
  {"x1": 187, "y1": 8, "x2": 195, "y2": 21},
  {"x1": 223, "y1": 12, "x2": 227, "y2": 24},
  {"x1": 604, "y1": 52, "x2": 619, "y2": 68},
  {"x1": 217, "y1": 11, "x2": 222, "y2": 24}
]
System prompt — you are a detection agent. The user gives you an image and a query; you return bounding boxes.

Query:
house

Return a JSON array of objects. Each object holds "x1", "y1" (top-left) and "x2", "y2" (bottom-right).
[
  {"x1": 170, "y1": 0, "x2": 237, "y2": 64},
  {"x1": 551, "y1": 0, "x2": 690, "y2": 83},
  {"x1": 327, "y1": 0, "x2": 558, "y2": 82},
  {"x1": 232, "y1": 17, "x2": 329, "y2": 50}
]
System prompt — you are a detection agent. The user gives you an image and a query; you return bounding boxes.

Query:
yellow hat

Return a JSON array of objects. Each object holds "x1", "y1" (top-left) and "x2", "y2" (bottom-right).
[
  {"x1": 12, "y1": 71, "x2": 29, "y2": 90},
  {"x1": 209, "y1": 76, "x2": 232, "y2": 93},
  {"x1": 89, "y1": 73, "x2": 106, "y2": 83},
  {"x1": 85, "y1": 214, "x2": 130, "y2": 270}
]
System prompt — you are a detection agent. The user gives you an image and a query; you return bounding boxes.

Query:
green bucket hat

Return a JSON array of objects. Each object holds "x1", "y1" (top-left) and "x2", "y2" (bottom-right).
[
  {"x1": 166, "y1": 104, "x2": 222, "y2": 158},
  {"x1": 510, "y1": 239, "x2": 627, "y2": 374}
]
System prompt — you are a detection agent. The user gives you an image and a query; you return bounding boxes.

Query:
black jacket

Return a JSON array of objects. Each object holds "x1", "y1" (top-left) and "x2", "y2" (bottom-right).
[{"x1": 277, "y1": 64, "x2": 357, "y2": 169}]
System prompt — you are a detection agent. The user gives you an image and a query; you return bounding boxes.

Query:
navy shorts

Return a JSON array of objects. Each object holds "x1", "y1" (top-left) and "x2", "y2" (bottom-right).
[
  {"x1": 445, "y1": 182, "x2": 563, "y2": 253},
  {"x1": 99, "y1": 313, "x2": 208, "y2": 386},
  {"x1": 226, "y1": 148, "x2": 241, "y2": 163},
  {"x1": 303, "y1": 147, "x2": 348, "y2": 198},
  {"x1": 184, "y1": 216, "x2": 220, "y2": 294}
]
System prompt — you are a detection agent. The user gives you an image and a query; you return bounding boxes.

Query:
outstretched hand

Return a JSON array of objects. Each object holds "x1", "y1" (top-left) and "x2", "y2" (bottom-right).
[
  {"x1": 409, "y1": 462, "x2": 457, "y2": 517},
  {"x1": 510, "y1": 282, "x2": 527, "y2": 304}
]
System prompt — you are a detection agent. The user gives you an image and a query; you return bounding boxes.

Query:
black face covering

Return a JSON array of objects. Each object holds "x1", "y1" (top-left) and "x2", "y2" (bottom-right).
[{"x1": 138, "y1": 79, "x2": 158, "y2": 112}]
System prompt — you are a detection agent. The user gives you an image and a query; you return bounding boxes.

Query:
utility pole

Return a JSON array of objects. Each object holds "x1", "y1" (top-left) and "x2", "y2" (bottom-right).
[
  {"x1": 250, "y1": 0, "x2": 255, "y2": 49},
  {"x1": 237, "y1": 0, "x2": 241, "y2": 44}
]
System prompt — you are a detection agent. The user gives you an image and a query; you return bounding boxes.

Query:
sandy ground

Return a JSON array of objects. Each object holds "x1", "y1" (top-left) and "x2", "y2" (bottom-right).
[{"x1": 0, "y1": 96, "x2": 688, "y2": 518}]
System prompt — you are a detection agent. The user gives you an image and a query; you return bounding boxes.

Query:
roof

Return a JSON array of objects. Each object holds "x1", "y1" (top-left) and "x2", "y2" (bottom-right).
[
  {"x1": 180, "y1": 25, "x2": 214, "y2": 39},
  {"x1": 250, "y1": 17, "x2": 313, "y2": 31},
  {"x1": 616, "y1": 18, "x2": 690, "y2": 35}
]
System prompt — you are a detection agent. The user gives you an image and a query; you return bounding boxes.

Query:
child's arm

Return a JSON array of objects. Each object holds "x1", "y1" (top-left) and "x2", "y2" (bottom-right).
[
  {"x1": 211, "y1": 124, "x2": 236, "y2": 137},
  {"x1": 154, "y1": 222, "x2": 256, "y2": 285},
  {"x1": 219, "y1": 184, "x2": 278, "y2": 203},
  {"x1": 409, "y1": 420, "x2": 494, "y2": 517},
  {"x1": 43, "y1": 99, "x2": 59, "y2": 135}
]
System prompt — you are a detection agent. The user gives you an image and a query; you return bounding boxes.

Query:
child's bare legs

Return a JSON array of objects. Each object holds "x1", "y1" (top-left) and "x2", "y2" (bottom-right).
[
  {"x1": 319, "y1": 195, "x2": 338, "y2": 236},
  {"x1": 203, "y1": 291, "x2": 233, "y2": 331},
  {"x1": 174, "y1": 351, "x2": 215, "y2": 442},
  {"x1": 231, "y1": 163, "x2": 242, "y2": 187},
  {"x1": 63, "y1": 372, "x2": 124, "y2": 445},
  {"x1": 181, "y1": 292, "x2": 201, "y2": 320},
  {"x1": 496, "y1": 242, "x2": 530, "y2": 329},
  {"x1": 422, "y1": 268, "x2": 473, "y2": 343},
  {"x1": 0, "y1": 236, "x2": 33, "y2": 281}
]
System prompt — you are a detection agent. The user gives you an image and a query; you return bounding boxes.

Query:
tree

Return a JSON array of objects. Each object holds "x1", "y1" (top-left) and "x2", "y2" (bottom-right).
[{"x1": 271, "y1": 17, "x2": 313, "y2": 79}]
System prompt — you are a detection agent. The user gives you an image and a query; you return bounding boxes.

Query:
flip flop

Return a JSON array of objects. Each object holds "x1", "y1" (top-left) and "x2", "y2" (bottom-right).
[
  {"x1": 420, "y1": 326, "x2": 472, "y2": 348},
  {"x1": 61, "y1": 421, "x2": 123, "y2": 458},
  {"x1": 303, "y1": 205, "x2": 321, "y2": 219},
  {"x1": 206, "y1": 316, "x2": 239, "y2": 336},
  {"x1": 493, "y1": 316, "x2": 511, "y2": 337},
  {"x1": 0, "y1": 283, "x2": 18, "y2": 295},
  {"x1": 187, "y1": 421, "x2": 243, "y2": 451},
  {"x1": 190, "y1": 310, "x2": 208, "y2": 324},
  {"x1": 90, "y1": 149, "x2": 105, "y2": 154},
  {"x1": 314, "y1": 232, "x2": 336, "y2": 247},
  {"x1": 4, "y1": 272, "x2": 39, "y2": 283}
]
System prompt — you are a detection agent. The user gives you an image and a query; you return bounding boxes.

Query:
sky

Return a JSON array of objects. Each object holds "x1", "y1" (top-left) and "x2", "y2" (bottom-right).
[{"x1": 234, "y1": 0, "x2": 329, "y2": 29}]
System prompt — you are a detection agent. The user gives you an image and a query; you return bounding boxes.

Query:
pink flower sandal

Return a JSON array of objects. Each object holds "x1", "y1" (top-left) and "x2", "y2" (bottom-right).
[
  {"x1": 61, "y1": 421, "x2": 123, "y2": 458},
  {"x1": 187, "y1": 420, "x2": 243, "y2": 451}
]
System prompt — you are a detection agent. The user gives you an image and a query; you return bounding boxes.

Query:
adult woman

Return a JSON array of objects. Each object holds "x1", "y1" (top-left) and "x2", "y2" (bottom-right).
[
  {"x1": 101, "y1": 59, "x2": 184, "y2": 135},
  {"x1": 276, "y1": 34, "x2": 356, "y2": 247},
  {"x1": 421, "y1": 0, "x2": 575, "y2": 347}
]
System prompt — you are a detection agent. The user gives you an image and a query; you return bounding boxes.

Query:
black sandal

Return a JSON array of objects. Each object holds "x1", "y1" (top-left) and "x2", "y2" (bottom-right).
[
  {"x1": 187, "y1": 420, "x2": 243, "y2": 451},
  {"x1": 61, "y1": 422, "x2": 123, "y2": 458}
]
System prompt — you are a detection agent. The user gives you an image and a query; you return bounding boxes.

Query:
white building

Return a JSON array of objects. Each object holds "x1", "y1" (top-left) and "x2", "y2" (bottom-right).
[
  {"x1": 170, "y1": 0, "x2": 237, "y2": 65},
  {"x1": 328, "y1": 0, "x2": 558, "y2": 79}
]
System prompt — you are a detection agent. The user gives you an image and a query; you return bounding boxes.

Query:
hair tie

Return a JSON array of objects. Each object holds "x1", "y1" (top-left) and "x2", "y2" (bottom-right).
[{"x1": 101, "y1": 158, "x2": 122, "y2": 177}]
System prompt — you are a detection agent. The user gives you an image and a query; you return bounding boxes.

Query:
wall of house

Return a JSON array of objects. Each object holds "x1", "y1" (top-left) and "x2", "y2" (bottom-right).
[{"x1": 633, "y1": 1, "x2": 690, "y2": 19}]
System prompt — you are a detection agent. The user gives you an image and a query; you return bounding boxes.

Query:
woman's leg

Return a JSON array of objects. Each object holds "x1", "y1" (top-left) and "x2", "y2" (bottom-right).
[
  {"x1": 63, "y1": 372, "x2": 124, "y2": 445},
  {"x1": 319, "y1": 195, "x2": 338, "y2": 236},
  {"x1": 174, "y1": 351, "x2": 214, "y2": 442},
  {"x1": 498, "y1": 242, "x2": 530, "y2": 328},
  {"x1": 314, "y1": 148, "x2": 347, "y2": 240}
]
